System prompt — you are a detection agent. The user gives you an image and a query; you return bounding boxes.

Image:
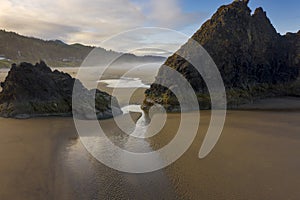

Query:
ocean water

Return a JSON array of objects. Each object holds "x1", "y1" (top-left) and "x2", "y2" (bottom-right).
[{"x1": 98, "y1": 77, "x2": 150, "y2": 89}]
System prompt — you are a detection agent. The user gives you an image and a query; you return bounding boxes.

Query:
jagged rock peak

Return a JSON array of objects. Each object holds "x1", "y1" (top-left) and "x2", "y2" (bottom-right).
[
  {"x1": 142, "y1": 0, "x2": 299, "y2": 111},
  {"x1": 234, "y1": 0, "x2": 250, "y2": 5},
  {"x1": 253, "y1": 7, "x2": 267, "y2": 16}
]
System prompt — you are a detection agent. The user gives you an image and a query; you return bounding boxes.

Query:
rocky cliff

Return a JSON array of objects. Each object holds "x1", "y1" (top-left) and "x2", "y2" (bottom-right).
[
  {"x1": 143, "y1": 0, "x2": 300, "y2": 111},
  {"x1": 0, "y1": 61, "x2": 122, "y2": 119}
]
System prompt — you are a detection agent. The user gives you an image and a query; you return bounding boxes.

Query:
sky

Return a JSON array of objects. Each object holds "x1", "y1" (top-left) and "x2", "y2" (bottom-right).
[{"x1": 0, "y1": 0, "x2": 299, "y2": 55}]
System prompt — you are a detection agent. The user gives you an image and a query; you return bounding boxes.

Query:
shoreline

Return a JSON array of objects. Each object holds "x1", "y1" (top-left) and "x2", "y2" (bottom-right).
[{"x1": 1, "y1": 96, "x2": 300, "y2": 120}]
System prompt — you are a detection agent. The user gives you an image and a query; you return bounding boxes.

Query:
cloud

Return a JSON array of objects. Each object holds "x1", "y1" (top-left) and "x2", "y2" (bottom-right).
[
  {"x1": 0, "y1": 0, "x2": 145, "y2": 44},
  {"x1": 98, "y1": 28, "x2": 189, "y2": 56},
  {"x1": 0, "y1": 0, "x2": 203, "y2": 54},
  {"x1": 146, "y1": 0, "x2": 203, "y2": 29},
  {"x1": 0, "y1": 16, "x2": 81, "y2": 40}
]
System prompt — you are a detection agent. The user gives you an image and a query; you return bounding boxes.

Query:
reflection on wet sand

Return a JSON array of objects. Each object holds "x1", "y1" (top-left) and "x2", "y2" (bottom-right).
[{"x1": 0, "y1": 67, "x2": 300, "y2": 199}]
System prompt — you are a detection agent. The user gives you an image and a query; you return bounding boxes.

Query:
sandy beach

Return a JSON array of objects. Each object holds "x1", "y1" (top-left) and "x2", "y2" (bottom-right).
[
  {"x1": 0, "y1": 117, "x2": 76, "y2": 199},
  {"x1": 1, "y1": 107, "x2": 300, "y2": 199},
  {"x1": 0, "y1": 67, "x2": 300, "y2": 199},
  {"x1": 151, "y1": 110, "x2": 300, "y2": 199}
]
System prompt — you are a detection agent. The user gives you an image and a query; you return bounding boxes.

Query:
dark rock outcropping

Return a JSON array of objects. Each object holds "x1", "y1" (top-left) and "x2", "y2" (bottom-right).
[
  {"x1": 0, "y1": 61, "x2": 122, "y2": 119},
  {"x1": 285, "y1": 31, "x2": 300, "y2": 69},
  {"x1": 143, "y1": 0, "x2": 300, "y2": 111}
]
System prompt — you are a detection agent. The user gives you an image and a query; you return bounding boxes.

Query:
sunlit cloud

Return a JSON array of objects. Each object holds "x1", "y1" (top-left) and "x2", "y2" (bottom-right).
[
  {"x1": 0, "y1": 0, "x2": 204, "y2": 54},
  {"x1": 146, "y1": 0, "x2": 203, "y2": 29}
]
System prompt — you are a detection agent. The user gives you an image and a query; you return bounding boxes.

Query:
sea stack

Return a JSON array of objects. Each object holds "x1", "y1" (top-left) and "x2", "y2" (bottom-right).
[
  {"x1": 143, "y1": 0, "x2": 300, "y2": 111},
  {"x1": 0, "y1": 61, "x2": 122, "y2": 119}
]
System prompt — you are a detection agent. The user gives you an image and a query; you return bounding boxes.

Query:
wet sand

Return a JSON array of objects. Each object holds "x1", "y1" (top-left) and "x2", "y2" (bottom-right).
[
  {"x1": 0, "y1": 113, "x2": 178, "y2": 200},
  {"x1": 151, "y1": 110, "x2": 300, "y2": 199},
  {"x1": 0, "y1": 67, "x2": 300, "y2": 199},
  {"x1": 1, "y1": 109, "x2": 300, "y2": 199},
  {"x1": 0, "y1": 117, "x2": 76, "y2": 200}
]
